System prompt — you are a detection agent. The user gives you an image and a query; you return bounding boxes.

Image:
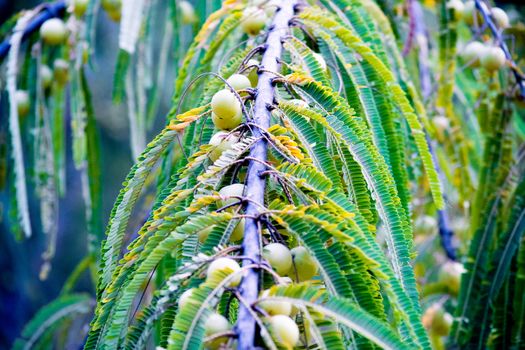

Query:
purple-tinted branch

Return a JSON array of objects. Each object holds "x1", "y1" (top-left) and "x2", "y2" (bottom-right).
[
  {"x1": 236, "y1": 1, "x2": 299, "y2": 349},
  {"x1": 0, "y1": 1, "x2": 66, "y2": 61},
  {"x1": 474, "y1": 0, "x2": 525, "y2": 99},
  {"x1": 413, "y1": 1, "x2": 457, "y2": 260}
]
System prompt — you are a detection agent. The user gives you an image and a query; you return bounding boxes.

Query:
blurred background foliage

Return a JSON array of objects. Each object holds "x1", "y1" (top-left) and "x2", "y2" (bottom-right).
[{"x1": 0, "y1": 0, "x2": 524, "y2": 348}]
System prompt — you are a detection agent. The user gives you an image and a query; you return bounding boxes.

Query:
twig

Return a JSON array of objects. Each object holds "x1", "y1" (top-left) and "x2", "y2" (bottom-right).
[
  {"x1": 474, "y1": 0, "x2": 525, "y2": 99},
  {"x1": 236, "y1": 1, "x2": 299, "y2": 349},
  {"x1": 0, "y1": 1, "x2": 66, "y2": 61}
]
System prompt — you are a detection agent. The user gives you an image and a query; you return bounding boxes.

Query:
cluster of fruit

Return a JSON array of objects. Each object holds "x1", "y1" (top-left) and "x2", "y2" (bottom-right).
[{"x1": 447, "y1": 1, "x2": 510, "y2": 72}]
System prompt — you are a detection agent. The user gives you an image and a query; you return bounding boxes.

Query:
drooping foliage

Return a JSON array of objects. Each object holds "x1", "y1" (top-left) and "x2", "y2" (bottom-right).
[{"x1": 1, "y1": 0, "x2": 525, "y2": 349}]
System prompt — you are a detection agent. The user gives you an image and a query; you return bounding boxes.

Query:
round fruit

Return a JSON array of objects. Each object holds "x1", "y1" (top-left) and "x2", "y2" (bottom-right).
[
  {"x1": 40, "y1": 18, "x2": 67, "y2": 45},
  {"x1": 206, "y1": 257, "x2": 242, "y2": 287},
  {"x1": 101, "y1": 0, "x2": 120, "y2": 11},
  {"x1": 461, "y1": 0, "x2": 487, "y2": 26},
  {"x1": 422, "y1": 304, "x2": 453, "y2": 336},
  {"x1": 107, "y1": 8, "x2": 121, "y2": 22},
  {"x1": 15, "y1": 90, "x2": 30, "y2": 117},
  {"x1": 241, "y1": 7, "x2": 268, "y2": 36},
  {"x1": 312, "y1": 52, "x2": 327, "y2": 71},
  {"x1": 446, "y1": 0, "x2": 464, "y2": 20},
  {"x1": 178, "y1": 288, "x2": 194, "y2": 309},
  {"x1": 259, "y1": 290, "x2": 292, "y2": 316},
  {"x1": 53, "y1": 59, "x2": 69, "y2": 86},
  {"x1": 461, "y1": 41, "x2": 486, "y2": 68},
  {"x1": 209, "y1": 131, "x2": 239, "y2": 162},
  {"x1": 246, "y1": 59, "x2": 260, "y2": 87},
  {"x1": 269, "y1": 315, "x2": 300, "y2": 347},
  {"x1": 40, "y1": 64, "x2": 53, "y2": 90},
  {"x1": 204, "y1": 312, "x2": 231, "y2": 349},
  {"x1": 229, "y1": 218, "x2": 245, "y2": 242},
  {"x1": 289, "y1": 246, "x2": 317, "y2": 282},
  {"x1": 262, "y1": 243, "x2": 293, "y2": 276},
  {"x1": 226, "y1": 74, "x2": 252, "y2": 91},
  {"x1": 264, "y1": 0, "x2": 280, "y2": 17},
  {"x1": 218, "y1": 183, "x2": 246, "y2": 209},
  {"x1": 438, "y1": 261, "x2": 465, "y2": 295},
  {"x1": 491, "y1": 7, "x2": 509, "y2": 29},
  {"x1": 432, "y1": 116, "x2": 450, "y2": 134},
  {"x1": 480, "y1": 46, "x2": 506, "y2": 71},
  {"x1": 211, "y1": 89, "x2": 242, "y2": 130},
  {"x1": 179, "y1": 1, "x2": 197, "y2": 25},
  {"x1": 73, "y1": 0, "x2": 89, "y2": 17}
]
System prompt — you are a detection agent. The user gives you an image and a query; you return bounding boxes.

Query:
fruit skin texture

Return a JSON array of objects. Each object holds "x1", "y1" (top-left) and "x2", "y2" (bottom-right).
[
  {"x1": 208, "y1": 131, "x2": 239, "y2": 162},
  {"x1": 289, "y1": 246, "x2": 317, "y2": 282},
  {"x1": 259, "y1": 290, "x2": 292, "y2": 316},
  {"x1": 229, "y1": 218, "x2": 245, "y2": 242},
  {"x1": 40, "y1": 18, "x2": 67, "y2": 45},
  {"x1": 241, "y1": 7, "x2": 268, "y2": 36},
  {"x1": 204, "y1": 312, "x2": 231, "y2": 349},
  {"x1": 211, "y1": 89, "x2": 242, "y2": 130},
  {"x1": 262, "y1": 243, "x2": 293, "y2": 276},
  {"x1": 461, "y1": 41, "x2": 486, "y2": 68},
  {"x1": 53, "y1": 59, "x2": 70, "y2": 86},
  {"x1": 422, "y1": 304, "x2": 453, "y2": 336},
  {"x1": 446, "y1": 0, "x2": 464, "y2": 20},
  {"x1": 226, "y1": 74, "x2": 252, "y2": 91},
  {"x1": 438, "y1": 261, "x2": 465, "y2": 295},
  {"x1": 218, "y1": 183, "x2": 246, "y2": 209},
  {"x1": 40, "y1": 65, "x2": 53, "y2": 90},
  {"x1": 480, "y1": 46, "x2": 506, "y2": 72},
  {"x1": 178, "y1": 288, "x2": 194, "y2": 309},
  {"x1": 491, "y1": 7, "x2": 510, "y2": 29},
  {"x1": 269, "y1": 315, "x2": 300, "y2": 347},
  {"x1": 206, "y1": 257, "x2": 241, "y2": 287},
  {"x1": 73, "y1": 0, "x2": 89, "y2": 17},
  {"x1": 246, "y1": 59, "x2": 260, "y2": 87},
  {"x1": 461, "y1": 0, "x2": 487, "y2": 26},
  {"x1": 179, "y1": 1, "x2": 197, "y2": 25},
  {"x1": 16, "y1": 90, "x2": 30, "y2": 117}
]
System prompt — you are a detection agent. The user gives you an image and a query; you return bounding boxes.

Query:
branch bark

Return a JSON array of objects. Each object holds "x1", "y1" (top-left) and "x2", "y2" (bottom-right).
[{"x1": 236, "y1": 1, "x2": 298, "y2": 349}]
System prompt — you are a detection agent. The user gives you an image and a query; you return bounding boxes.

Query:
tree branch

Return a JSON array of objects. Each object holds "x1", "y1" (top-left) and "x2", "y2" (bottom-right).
[
  {"x1": 0, "y1": 1, "x2": 66, "y2": 61},
  {"x1": 474, "y1": 0, "x2": 525, "y2": 99},
  {"x1": 236, "y1": 1, "x2": 299, "y2": 349}
]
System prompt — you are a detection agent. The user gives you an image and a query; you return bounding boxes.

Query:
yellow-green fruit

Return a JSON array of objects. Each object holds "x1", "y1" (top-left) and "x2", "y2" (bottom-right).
[
  {"x1": 259, "y1": 290, "x2": 292, "y2": 316},
  {"x1": 179, "y1": 1, "x2": 197, "y2": 25},
  {"x1": 53, "y1": 59, "x2": 69, "y2": 86},
  {"x1": 40, "y1": 64, "x2": 53, "y2": 90},
  {"x1": 269, "y1": 315, "x2": 300, "y2": 347},
  {"x1": 461, "y1": 0, "x2": 487, "y2": 26},
  {"x1": 446, "y1": 0, "x2": 464, "y2": 20},
  {"x1": 73, "y1": 0, "x2": 89, "y2": 17},
  {"x1": 211, "y1": 89, "x2": 242, "y2": 130},
  {"x1": 422, "y1": 304, "x2": 453, "y2": 336},
  {"x1": 461, "y1": 41, "x2": 486, "y2": 68},
  {"x1": 480, "y1": 46, "x2": 506, "y2": 71},
  {"x1": 208, "y1": 131, "x2": 239, "y2": 162},
  {"x1": 438, "y1": 261, "x2": 465, "y2": 295},
  {"x1": 218, "y1": 183, "x2": 245, "y2": 209},
  {"x1": 15, "y1": 90, "x2": 30, "y2": 117},
  {"x1": 289, "y1": 246, "x2": 317, "y2": 282},
  {"x1": 263, "y1": 243, "x2": 292, "y2": 276},
  {"x1": 102, "y1": 0, "x2": 121, "y2": 21},
  {"x1": 204, "y1": 312, "x2": 231, "y2": 349},
  {"x1": 246, "y1": 59, "x2": 259, "y2": 87},
  {"x1": 178, "y1": 288, "x2": 194, "y2": 309},
  {"x1": 229, "y1": 218, "x2": 245, "y2": 242},
  {"x1": 226, "y1": 74, "x2": 252, "y2": 92},
  {"x1": 40, "y1": 18, "x2": 67, "y2": 45},
  {"x1": 206, "y1": 257, "x2": 241, "y2": 287},
  {"x1": 241, "y1": 7, "x2": 268, "y2": 36},
  {"x1": 491, "y1": 7, "x2": 510, "y2": 29}
]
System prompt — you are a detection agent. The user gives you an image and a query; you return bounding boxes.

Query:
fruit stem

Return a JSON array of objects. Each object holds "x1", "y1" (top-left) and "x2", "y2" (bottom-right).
[
  {"x1": 0, "y1": 1, "x2": 66, "y2": 61},
  {"x1": 236, "y1": 1, "x2": 299, "y2": 349},
  {"x1": 473, "y1": 0, "x2": 525, "y2": 100}
]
